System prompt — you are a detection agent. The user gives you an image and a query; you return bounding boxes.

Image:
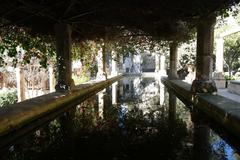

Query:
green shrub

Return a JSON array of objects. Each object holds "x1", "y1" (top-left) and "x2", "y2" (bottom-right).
[
  {"x1": 224, "y1": 75, "x2": 235, "y2": 80},
  {"x1": 72, "y1": 74, "x2": 90, "y2": 85},
  {"x1": 0, "y1": 89, "x2": 17, "y2": 107}
]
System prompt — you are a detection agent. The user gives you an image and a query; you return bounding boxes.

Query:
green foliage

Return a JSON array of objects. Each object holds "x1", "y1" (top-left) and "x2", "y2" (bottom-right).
[
  {"x1": 224, "y1": 75, "x2": 235, "y2": 80},
  {"x1": 214, "y1": 7, "x2": 240, "y2": 76},
  {"x1": 0, "y1": 89, "x2": 17, "y2": 107},
  {"x1": 224, "y1": 33, "x2": 240, "y2": 75},
  {"x1": 215, "y1": 4, "x2": 240, "y2": 35},
  {"x1": 72, "y1": 74, "x2": 90, "y2": 85},
  {"x1": 216, "y1": 2, "x2": 240, "y2": 19},
  {"x1": 179, "y1": 53, "x2": 196, "y2": 68},
  {"x1": 72, "y1": 41, "x2": 98, "y2": 77},
  {"x1": 0, "y1": 26, "x2": 56, "y2": 68},
  {"x1": 113, "y1": 33, "x2": 169, "y2": 56},
  {"x1": 179, "y1": 41, "x2": 196, "y2": 69}
]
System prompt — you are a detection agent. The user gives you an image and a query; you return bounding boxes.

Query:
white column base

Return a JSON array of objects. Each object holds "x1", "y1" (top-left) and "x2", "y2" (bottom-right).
[{"x1": 212, "y1": 71, "x2": 226, "y2": 89}]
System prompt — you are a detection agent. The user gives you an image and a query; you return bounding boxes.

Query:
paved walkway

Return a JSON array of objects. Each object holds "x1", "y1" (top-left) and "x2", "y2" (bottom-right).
[{"x1": 218, "y1": 89, "x2": 240, "y2": 103}]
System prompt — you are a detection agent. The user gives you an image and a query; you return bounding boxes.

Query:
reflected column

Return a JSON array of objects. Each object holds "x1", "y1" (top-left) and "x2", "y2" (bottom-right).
[
  {"x1": 168, "y1": 91, "x2": 177, "y2": 146},
  {"x1": 159, "y1": 79, "x2": 165, "y2": 106},
  {"x1": 59, "y1": 107, "x2": 76, "y2": 159},
  {"x1": 112, "y1": 82, "x2": 118, "y2": 105},
  {"x1": 103, "y1": 87, "x2": 112, "y2": 120},
  {"x1": 192, "y1": 108, "x2": 210, "y2": 160},
  {"x1": 98, "y1": 89, "x2": 106, "y2": 119},
  {"x1": 168, "y1": 91, "x2": 176, "y2": 123}
]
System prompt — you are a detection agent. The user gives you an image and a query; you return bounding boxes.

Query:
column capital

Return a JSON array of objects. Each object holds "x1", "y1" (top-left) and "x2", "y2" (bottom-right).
[{"x1": 197, "y1": 14, "x2": 216, "y2": 28}]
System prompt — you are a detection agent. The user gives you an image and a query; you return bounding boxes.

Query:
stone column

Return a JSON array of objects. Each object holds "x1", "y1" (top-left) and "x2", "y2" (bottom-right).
[
  {"x1": 169, "y1": 42, "x2": 178, "y2": 79},
  {"x1": 160, "y1": 54, "x2": 167, "y2": 76},
  {"x1": 16, "y1": 67, "x2": 26, "y2": 102},
  {"x1": 54, "y1": 23, "x2": 72, "y2": 91},
  {"x1": 155, "y1": 53, "x2": 160, "y2": 72},
  {"x1": 111, "y1": 50, "x2": 118, "y2": 77},
  {"x1": 216, "y1": 38, "x2": 224, "y2": 72},
  {"x1": 48, "y1": 66, "x2": 55, "y2": 92},
  {"x1": 213, "y1": 38, "x2": 225, "y2": 88},
  {"x1": 191, "y1": 15, "x2": 217, "y2": 93},
  {"x1": 97, "y1": 44, "x2": 107, "y2": 80},
  {"x1": 118, "y1": 54, "x2": 124, "y2": 74}
]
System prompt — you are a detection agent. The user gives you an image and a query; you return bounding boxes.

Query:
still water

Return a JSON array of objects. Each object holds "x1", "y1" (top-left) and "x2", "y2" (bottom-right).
[{"x1": 1, "y1": 76, "x2": 240, "y2": 160}]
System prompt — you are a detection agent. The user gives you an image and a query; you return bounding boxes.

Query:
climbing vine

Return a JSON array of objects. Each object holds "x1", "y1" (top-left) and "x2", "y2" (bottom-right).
[{"x1": 0, "y1": 25, "x2": 56, "y2": 68}]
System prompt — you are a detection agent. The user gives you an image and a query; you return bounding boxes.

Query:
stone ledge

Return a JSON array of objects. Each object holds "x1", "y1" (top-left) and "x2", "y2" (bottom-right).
[
  {"x1": 228, "y1": 80, "x2": 240, "y2": 95},
  {"x1": 229, "y1": 80, "x2": 240, "y2": 85},
  {"x1": 162, "y1": 78, "x2": 240, "y2": 141},
  {"x1": 0, "y1": 75, "x2": 122, "y2": 149}
]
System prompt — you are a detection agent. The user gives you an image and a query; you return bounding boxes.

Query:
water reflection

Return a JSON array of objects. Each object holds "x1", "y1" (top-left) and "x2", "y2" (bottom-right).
[
  {"x1": 211, "y1": 133, "x2": 240, "y2": 159},
  {"x1": 192, "y1": 109, "x2": 211, "y2": 160},
  {"x1": 98, "y1": 89, "x2": 105, "y2": 119},
  {"x1": 59, "y1": 109, "x2": 76, "y2": 159},
  {"x1": 1, "y1": 76, "x2": 240, "y2": 160},
  {"x1": 112, "y1": 82, "x2": 118, "y2": 105},
  {"x1": 160, "y1": 78, "x2": 165, "y2": 106},
  {"x1": 168, "y1": 91, "x2": 176, "y2": 123}
]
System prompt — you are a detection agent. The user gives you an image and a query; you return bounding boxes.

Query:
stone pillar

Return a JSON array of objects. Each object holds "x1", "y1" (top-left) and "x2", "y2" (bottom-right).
[
  {"x1": 213, "y1": 38, "x2": 225, "y2": 88},
  {"x1": 169, "y1": 42, "x2": 178, "y2": 79},
  {"x1": 155, "y1": 53, "x2": 160, "y2": 72},
  {"x1": 130, "y1": 53, "x2": 134, "y2": 73},
  {"x1": 49, "y1": 66, "x2": 55, "y2": 92},
  {"x1": 118, "y1": 54, "x2": 124, "y2": 74},
  {"x1": 16, "y1": 67, "x2": 26, "y2": 102},
  {"x1": 191, "y1": 15, "x2": 217, "y2": 93},
  {"x1": 111, "y1": 50, "x2": 118, "y2": 77},
  {"x1": 97, "y1": 44, "x2": 107, "y2": 80},
  {"x1": 196, "y1": 16, "x2": 215, "y2": 80},
  {"x1": 160, "y1": 54, "x2": 167, "y2": 76},
  {"x1": 54, "y1": 23, "x2": 72, "y2": 91},
  {"x1": 216, "y1": 38, "x2": 224, "y2": 73}
]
